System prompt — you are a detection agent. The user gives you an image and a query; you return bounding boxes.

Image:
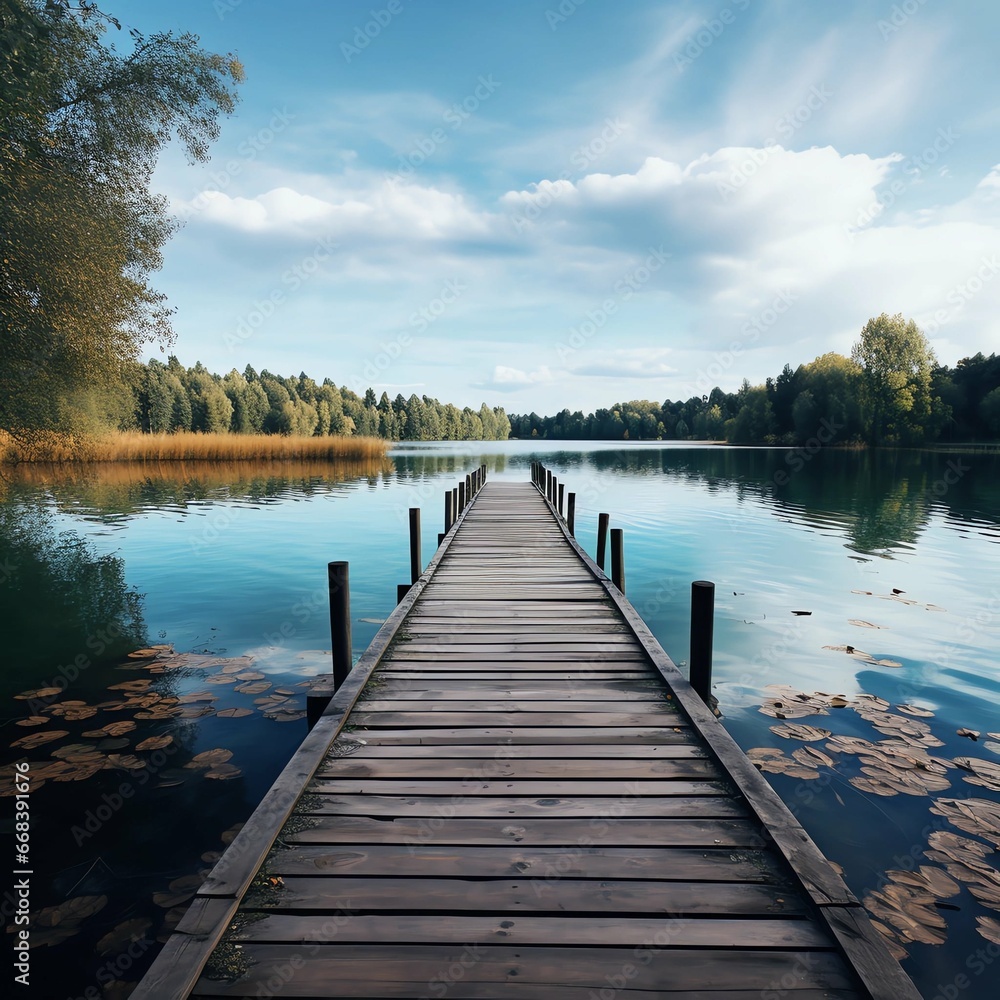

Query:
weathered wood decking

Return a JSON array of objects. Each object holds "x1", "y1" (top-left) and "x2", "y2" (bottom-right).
[{"x1": 136, "y1": 480, "x2": 920, "y2": 999}]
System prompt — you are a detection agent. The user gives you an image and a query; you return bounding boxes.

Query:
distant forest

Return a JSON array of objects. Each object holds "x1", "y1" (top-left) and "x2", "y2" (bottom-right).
[
  {"x1": 510, "y1": 350, "x2": 1000, "y2": 447},
  {"x1": 133, "y1": 357, "x2": 512, "y2": 441}
]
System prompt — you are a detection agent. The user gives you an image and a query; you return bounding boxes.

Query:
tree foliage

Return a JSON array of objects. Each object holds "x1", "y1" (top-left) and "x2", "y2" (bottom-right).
[
  {"x1": 511, "y1": 319, "x2": 996, "y2": 447},
  {"x1": 0, "y1": 0, "x2": 243, "y2": 430},
  {"x1": 850, "y1": 313, "x2": 937, "y2": 445},
  {"x1": 126, "y1": 358, "x2": 512, "y2": 442}
]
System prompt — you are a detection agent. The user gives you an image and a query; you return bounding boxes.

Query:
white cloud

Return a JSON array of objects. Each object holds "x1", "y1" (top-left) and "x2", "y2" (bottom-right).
[{"x1": 479, "y1": 365, "x2": 555, "y2": 392}]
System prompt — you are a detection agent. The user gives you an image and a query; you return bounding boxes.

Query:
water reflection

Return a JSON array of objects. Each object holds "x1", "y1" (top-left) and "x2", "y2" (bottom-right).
[
  {"x1": 2, "y1": 457, "x2": 395, "y2": 521},
  {"x1": 0, "y1": 502, "x2": 146, "y2": 699}
]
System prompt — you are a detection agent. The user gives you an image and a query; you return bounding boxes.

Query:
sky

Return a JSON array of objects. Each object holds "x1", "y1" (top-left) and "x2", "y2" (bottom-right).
[{"x1": 110, "y1": 0, "x2": 1000, "y2": 414}]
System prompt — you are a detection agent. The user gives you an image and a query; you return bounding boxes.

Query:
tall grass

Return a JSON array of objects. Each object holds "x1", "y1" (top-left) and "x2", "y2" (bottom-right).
[{"x1": 0, "y1": 430, "x2": 388, "y2": 464}]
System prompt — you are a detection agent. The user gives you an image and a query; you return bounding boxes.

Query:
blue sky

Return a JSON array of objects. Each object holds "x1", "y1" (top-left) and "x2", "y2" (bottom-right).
[{"x1": 113, "y1": 0, "x2": 1000, "y2": 412}]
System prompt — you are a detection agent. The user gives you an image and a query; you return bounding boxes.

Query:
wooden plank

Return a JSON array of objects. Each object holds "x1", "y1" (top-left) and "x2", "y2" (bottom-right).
[
  {"x1": 191, "y1": 945, "x2": 860, "y2": 997},
  {"x1": 249, "y1": 876, "x2": 801, "y2": 915},
  {"x1": 341, "y1": 727, "x2": 693, "y2": 744},
  {"x1": 299, "y1": 794, "x2": 747, "y2": 819},
  {"x1": 352, "y1": 700, "x2": 677, "y2": 716},
  {"x1": 314, "y1": 759, "x2": 718, "y2": 779},
  {"x1": 285, "y1": 815, "x2": 760, "y2": 846},
  {"x1": 350, "y1": 711, "x2": 680, "y2": 727},
  {"x1": 369, "y1": 685, "x2": 667, "y2": 699},
  {"x1": 308, "y1": 778, "x2": 728, "y2": 798},
  {"x1": 230, "y1": 914, "x2": 830, "y2": 949},
  {"x1": 323, "y1": 743, "x2": 707, "y2": 758},
  {"x1": 267, "y1": 844, "x2": 790, "y2": 882}
]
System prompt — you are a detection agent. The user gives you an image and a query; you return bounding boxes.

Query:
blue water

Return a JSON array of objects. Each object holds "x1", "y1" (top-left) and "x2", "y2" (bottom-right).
[{"x1": 1, "y1": 441, "x2": 998, "y2": 998}]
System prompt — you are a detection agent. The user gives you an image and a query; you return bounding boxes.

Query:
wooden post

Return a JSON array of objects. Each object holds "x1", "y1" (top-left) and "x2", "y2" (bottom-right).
[
  {"x1": 397, "y1": 582, "x2": 410, "y2": 603},
  {"x1": 451, "y1": 487, "x2": 458, "y2": 523},
  {"x1": 546, "y1": 470, "x2": 553, "y2": 503},
  {"x1": 459, "y1": 480, "x2": 466, "y2": 510},
  {"x1": 557, "y1": 482, "x2": 565, "y2": 517},
  {"x1": 690, "y1": 581, "x2": 715, "y2": 706},
  {"x1": 328, "y1": 561, "x2": 351, "y2": 691},
  {"x1": 408, "y1": 507, "x2": 421, "y2": 584},
  {"x1": 610, "y1": 528, "x2": 625, "y2": 594},
  {"x1": 438, "y1": 532, "x2": 445, "y2": 546},
  {"x1": 596, "y1": 513, "x2": 609, "y2": 571},
  {"x1": 567, "y1": 492, "x2": 576, "y2": 536},
  {"x1": 465, "y1": 473, "x2": 472, "y2": 501},
  {"x1": 444, "y1": 491, "x2": 453, "y2": 533}
]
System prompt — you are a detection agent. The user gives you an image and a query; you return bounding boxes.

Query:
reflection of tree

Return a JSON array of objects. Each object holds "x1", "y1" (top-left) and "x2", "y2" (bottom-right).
[
  {"x1": 578, "y1": 446, "x2": 999, "y2": 556},
  {"x1": 0, "y1": 503, "x2": 145, "y2": 698},
  {"x1": 5, "y1": 458, "x2": 395, "y2": 521}
]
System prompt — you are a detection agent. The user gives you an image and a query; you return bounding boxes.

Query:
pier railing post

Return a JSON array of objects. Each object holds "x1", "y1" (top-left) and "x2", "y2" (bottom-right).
[
  {"x1": 451, "y1": 487, "x2": 458, "y2": 523},
  {"x1": 444, "y1": 491, "x2": 453, "y2": 533},
  {"x1": 459, "y1": 480, "x2": 467, "y2": 510},
  {"x1": 545, "y1": 469, "x2": 552, "y2": 502},
  {"x1": 690, "y1": 580, "x2": 715, "y2": 707},
  {"x1": 596, "y1": 513, "x2": 609, "y2": 571},
  {"x1": 610, "y1": 528, "x2": 625, "y2": 594},
  {"x1": 567, "y1": 492, "x2": 576, "y2": 536},
  {"x1": 408, "y1": 507, "x2": 421, "y2": 584},
  {"x1": 328, "y1": 561, "x2": 351, "y2": 691},
  {"x1": 557, "y1": 482, "x2": 565, "y2": 518}
]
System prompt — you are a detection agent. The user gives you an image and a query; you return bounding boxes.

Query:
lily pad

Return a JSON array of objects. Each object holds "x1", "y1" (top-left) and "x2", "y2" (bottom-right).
[
  {"x1": 770, "y1": 723, "x2": 832, "y2": 742},
  {"x1": 217, "y1": 707, "x2": 254, "y2": 718}
]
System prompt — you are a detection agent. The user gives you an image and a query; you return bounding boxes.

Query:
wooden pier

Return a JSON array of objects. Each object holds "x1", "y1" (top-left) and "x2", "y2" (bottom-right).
[{"x1": 135, "y1": 478, "x2": 920, "y2": 999}]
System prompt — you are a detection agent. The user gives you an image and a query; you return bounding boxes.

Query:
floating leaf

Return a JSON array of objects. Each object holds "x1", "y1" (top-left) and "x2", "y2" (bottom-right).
[
  {"x1": 15, "y1": 716, "x2": 50, "y2": 727},
  {"x1": 930, "y1": 798, "x2": 1000, "y2": 848},
  {"x1": 14, "y1": 686, "x2": 63, "y2": 700},
  {"x1": 221, "y1": 822, "x2": 244, "y2": 845},
  {"x1": 977, "y1": 916, "x2": 1000, "y2": 946},
  {"x1": 849, "y1": 620, "x2": 887, "y2": 629},
  {"x1": 217, "y1": 707, "x2": 254, "y2": 718},
  {"x1": 105, "y1": 754, "x2": 146, "y2": 771},
  {"x1": 136, "y1": 735, "x2": 173, "y2": 751},
  {"x1": 176, "y1": 691, "x2": 217, "y2": 704},
  {"x1": 127, "y1": 646, "x2": 171, "y2": 659},
  {"x1": 770, "y1": 723, "x2": 831, "y2": 742},
  {"x1": 108, "y1": 679, "x2": 153, "y2": 692},
  {"x1": 105, "y1": 721, "x2": 137, "y2": 736},
  {"x1": 234, "y1": 671, "x2": 265, "y2": 681},
  {"x1": 96, "y1": 918, "x2": 152, "y2": 956},
  {"x1": 793, "y1": 746, "x2": 835, "y2": 768},
  {"x1": 11, "y1": 729, "x2": 69, "y2": 749},
  {"x1": 205, "y1": 763, "x2": 243, "y2": 780},
  {"x1": 957, "y1": 728, "x2": 980, "y2": 741},
  {"x1": 897, "y1": 705, "x2": 935, "y2": 718},
  {"x1": 205, "y1": 674, "x2": 239, "y2": 685},
  {"x1": 955, "y1": 757, "x2": 1000, "y2": 792},
  {"x1": 186, "y1": 748, "x2": 233, "y2": 769},
  {"x1": 269, "y1": 710, "x2": 306, "y2": 722},
  {"x1": 235, "y1": 680, "x2": 271, "y2": 695}
]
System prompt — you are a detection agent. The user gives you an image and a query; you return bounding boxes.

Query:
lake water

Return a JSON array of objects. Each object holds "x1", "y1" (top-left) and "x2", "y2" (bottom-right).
[{"x1": 2, "y1": 441, "x2": 999, "y2": 999}]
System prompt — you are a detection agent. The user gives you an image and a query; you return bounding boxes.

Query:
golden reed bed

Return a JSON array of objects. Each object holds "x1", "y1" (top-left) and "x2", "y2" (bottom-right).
[{"x1": 0, "y1": 430, "x2": 388, "y2": 464}]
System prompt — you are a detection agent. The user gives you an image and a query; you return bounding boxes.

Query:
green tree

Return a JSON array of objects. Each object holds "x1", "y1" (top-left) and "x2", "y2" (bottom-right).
[
  {"x1": 851, "y1": 314, "x2": 936, "y2": 445},
  {"x1": 980, "y1": 387, "x2": 1000, "y2": 436},
  {"x1": 0, "y1": 1, "x2": 242, "y2": 431}
]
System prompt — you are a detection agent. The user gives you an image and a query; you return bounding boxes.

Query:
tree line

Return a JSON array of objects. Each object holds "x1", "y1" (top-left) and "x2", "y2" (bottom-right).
[
  {"x1": 510, "y1": 316, "x2": 1000, "y2": 446},
  {"x1": 134, "y1": 357, "x2": 512, "y2": 441}
]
